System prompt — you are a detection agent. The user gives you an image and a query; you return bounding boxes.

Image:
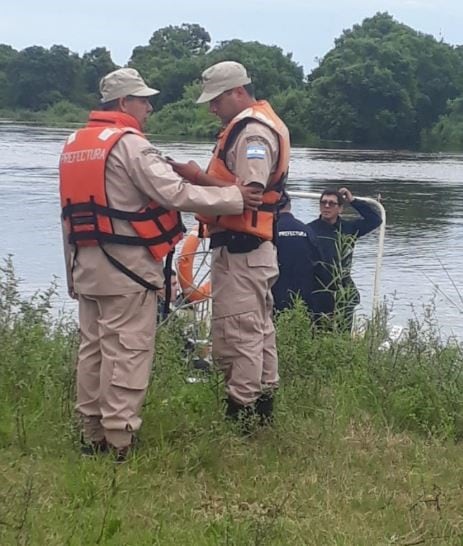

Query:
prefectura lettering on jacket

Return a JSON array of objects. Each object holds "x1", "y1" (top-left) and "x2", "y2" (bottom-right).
[{"x1": 60, "y1": 148, "x2": 106, "y2": 164}]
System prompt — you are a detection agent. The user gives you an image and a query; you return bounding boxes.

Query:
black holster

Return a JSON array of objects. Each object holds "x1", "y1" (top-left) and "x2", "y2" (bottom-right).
[{"x1": 210, "y1": 231, "x2": 263, "y2": 254}]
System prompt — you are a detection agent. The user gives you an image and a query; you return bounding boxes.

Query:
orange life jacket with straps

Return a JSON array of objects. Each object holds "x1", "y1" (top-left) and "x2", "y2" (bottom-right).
[
  {"x1": 197, "y1": 100, "x2": 290, "y2": 240},
  {"x1": 59, "y1": 111, "x2": 184, "y2": 265}
]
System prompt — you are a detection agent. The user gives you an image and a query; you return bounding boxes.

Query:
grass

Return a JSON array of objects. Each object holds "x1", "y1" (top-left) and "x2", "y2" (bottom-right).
[{"x1": 1, "y1": 255, "x2": 463, "y2": 545}]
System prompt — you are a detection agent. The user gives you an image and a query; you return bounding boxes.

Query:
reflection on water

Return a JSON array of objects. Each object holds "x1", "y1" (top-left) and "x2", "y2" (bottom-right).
[{"x1": 0, "y1": 125, "x2": 462, "y2": 337}]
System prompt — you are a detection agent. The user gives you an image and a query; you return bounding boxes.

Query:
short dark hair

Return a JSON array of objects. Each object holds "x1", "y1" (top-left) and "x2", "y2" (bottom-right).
[
  {"x1": 320, "y1": 189, "x2": 344, "y2": 206},
  {"x1": 101, "y1": 98, "x2": 120, "y2": 111},
  {"x1": 243, "y1": 83, "x2": 255, "y2": 99},
  {"x1": 101, "y1": 95, "x2": 152, "y2": 111}
]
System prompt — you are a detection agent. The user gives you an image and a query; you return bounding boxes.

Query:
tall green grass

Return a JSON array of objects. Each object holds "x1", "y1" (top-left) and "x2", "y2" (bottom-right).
[{"x1": 1, "y1": 256, "x2": 463, "y2": 545}]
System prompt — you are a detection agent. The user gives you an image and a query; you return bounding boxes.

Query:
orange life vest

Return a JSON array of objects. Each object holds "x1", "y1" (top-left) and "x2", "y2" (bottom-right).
[
  {"x1": 197, "y1": 100, "x2": 290, "y2": 240},
  {"x1": 59, "y1": 111, "x2": 183, "y2": 263}
]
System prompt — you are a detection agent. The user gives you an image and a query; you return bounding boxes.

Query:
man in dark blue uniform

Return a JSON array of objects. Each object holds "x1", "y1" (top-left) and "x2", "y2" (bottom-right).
[
  {"x1": 306, "y1": 187, "x2": 382, "y2": 333},
  {"x1": 272, "y1": 194, "x2": 315, "y2": 312}
]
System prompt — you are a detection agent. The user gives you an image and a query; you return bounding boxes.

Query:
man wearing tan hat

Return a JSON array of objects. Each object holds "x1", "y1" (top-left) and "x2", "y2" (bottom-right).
[
  {"x1": 59, "y1": 67, "x2": 263, "y2": 459},
  {"x1": 170, "y1": 61, "x2": 291, "y2": 431}
]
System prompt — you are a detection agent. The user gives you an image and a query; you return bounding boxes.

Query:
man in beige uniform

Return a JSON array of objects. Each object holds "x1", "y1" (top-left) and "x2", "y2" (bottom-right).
[
  {"x1": 60, "y1": 68, "x2": 263, "y2": 458},
  {"x1": 170, "y1": 62, "x2": 289, "y2": 431}
]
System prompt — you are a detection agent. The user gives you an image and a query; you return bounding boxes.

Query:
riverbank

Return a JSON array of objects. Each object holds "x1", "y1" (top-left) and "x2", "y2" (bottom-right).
[
  {"x1": 1, "y1": 260, "x2": 463, "y2": 544},
  {"x1": 1, "y1": 111, "x2": 459, "y2": 151}
]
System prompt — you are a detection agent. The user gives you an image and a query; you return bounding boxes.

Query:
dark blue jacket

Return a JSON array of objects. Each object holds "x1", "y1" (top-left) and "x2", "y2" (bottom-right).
[
  {"x1": 272, "y1": 212, "x2": 315, "y2": 311},
  {"x1": 306, "y1": 200, "x2": 382, "y2": 315}
]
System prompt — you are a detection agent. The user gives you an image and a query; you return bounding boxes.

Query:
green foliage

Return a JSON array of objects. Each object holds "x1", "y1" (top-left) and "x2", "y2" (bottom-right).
[
  {"x1": 40, "y1": 100, "x2": 88, "y2": 124},
  {"x1": 308, "y1": 12, "x2": 463, "y2": 147},
  {"x1": 0, "y1": 43, "x2": 117, "y2": 112},
  {"x1": 265, "y1": 88, "x2": 319, "y2": 145},
  {"x1": 130, "y1": 24, "x2": 211, "y2": 107},
  {"x1": 0, "y1": 43, "x2": 18, "y2": 70},
  {"x1": 148, "y1": 23, "x2": 211, "y2": 58},
  {"x1": 0, "y1": 70, "x2": 11, "y2": 108},
  {"x1": 206, "y1": 39, "x2": 305, "y2": 100},
  {"x1": 7, "y1": 45, "x2": 83, "y2": 110},
  {"x1": 0, "y1": 256, "x2": 78, "y2": 450},
  {"x1": 144, "y1": 34, "x2": 308, "y2": 140},
  {"x1": 149, "y1": 85, "x2": 220, "y2": 138},
  {"x1": 1, "y1": 17, "x2": 463, "y2": 147},
  {"x1": 0, "y1": 44, "x2": 18, "y2": 108},
  {"x1": 1, "y1": 260, "x2": 463, "y2": 544},
  {"x1": 422, "y1": 96, "x2": 463, "y2": 150},
  {"x1": 80, "y1": 47, "x2": 118, "y2": 106},
  {"x1": 0, "y1": 101, "x2": 88, "y2": 127},
  {"x1": 276, "y1": 298, "x2": 463, "y2": 438}
]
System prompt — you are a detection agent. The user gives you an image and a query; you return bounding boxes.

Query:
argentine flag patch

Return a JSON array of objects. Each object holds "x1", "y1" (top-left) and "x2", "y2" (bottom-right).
[{"x1": 246, "y1": 144, "x2": 266, "y2": 160}]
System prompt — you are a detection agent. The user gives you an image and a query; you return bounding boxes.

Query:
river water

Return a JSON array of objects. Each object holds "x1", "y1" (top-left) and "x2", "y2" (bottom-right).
[{"x1": 0, "y1": 124, "x2": 462, "y2": 338}]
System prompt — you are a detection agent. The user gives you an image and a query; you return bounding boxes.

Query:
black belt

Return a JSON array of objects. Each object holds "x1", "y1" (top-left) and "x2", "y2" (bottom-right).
[
  {"x1": 209, "y1": 231, "x2": 264, "y2": 253},
  {"x1": 209, "y1": 232, "x2": 230, "y2": 249}
]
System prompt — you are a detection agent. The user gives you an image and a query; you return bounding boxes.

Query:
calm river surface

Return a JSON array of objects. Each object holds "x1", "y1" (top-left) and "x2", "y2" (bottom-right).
[{"x1": 0, "y1": 124, "x2": 462, "y2": 338}]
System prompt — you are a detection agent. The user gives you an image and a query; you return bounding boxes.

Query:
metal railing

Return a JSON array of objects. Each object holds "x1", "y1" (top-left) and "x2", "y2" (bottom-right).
[{"x1": 169, "y1": 191, "x2": 386, "y2": 326}]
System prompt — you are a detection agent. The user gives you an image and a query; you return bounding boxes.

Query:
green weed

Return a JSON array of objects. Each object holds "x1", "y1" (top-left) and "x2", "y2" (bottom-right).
[{"x1": 1, "y1": 257, "x2": 463, "y2": 545}]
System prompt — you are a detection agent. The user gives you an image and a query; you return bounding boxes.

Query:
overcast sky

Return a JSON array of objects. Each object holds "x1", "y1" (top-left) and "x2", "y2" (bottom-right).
[{"x1": 3, "y1": 1, "x2": 462, "y2": 73}]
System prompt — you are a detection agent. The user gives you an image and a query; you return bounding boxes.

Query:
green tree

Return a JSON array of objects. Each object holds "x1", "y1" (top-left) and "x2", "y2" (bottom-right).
[
  {"x1": 130, "y1": 24, "x2": 211, "y2": 107},
  {"x1": 0, "y1": 44, "x2": 18, "y2": 108},
  {"x1": 422, "y1": 96, "x2": 463, "y2": 150},
  {"x1": 206, "y1": 39, "x2": 305, "y2": 100},
  {"x1": 47, "y1": 45, "x2": 83, "y2": 103},
  {"x1": 271, "y1": 88, "x2": 317, "y2": 144},
  {"x1": 150, "y1": 38, "x2": 306, "y2": 140},
  {"x1": 147, "y1": 23, "x2": 210, "y2": 58},
  {"x1": 81, "y1": 47, "x2": 117, "y2": 102},
  {"x1": 0, "y1": 44, "x2": 17, "y2": 70},
  {"x1": 308, "y1": 12, "x2": 463, "y2": 147},
  {"x1": 7, "y1": 45, "x2": 82, "y2": 110},
  {"x1": 149, "y1": 82, "x2": 220, "y2": 138}
]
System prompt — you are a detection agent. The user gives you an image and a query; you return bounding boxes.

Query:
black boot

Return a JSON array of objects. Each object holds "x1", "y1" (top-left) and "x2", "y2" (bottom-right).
[
  {"x1": 107, "y1": 435, "x2": 137, "y2": 463},
  {"x1": 80, "y1": 436, "x2": 108, "y2": 457},
  {"x1": 255, "y1": 392, "x2": 274, "y2": 426},
  {"x1": 225, "y1": 397, "x2": 257, "y2": 435}
]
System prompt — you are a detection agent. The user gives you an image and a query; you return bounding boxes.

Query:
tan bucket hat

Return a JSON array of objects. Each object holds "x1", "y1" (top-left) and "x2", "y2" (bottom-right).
[
  {"x1": 197, "y1": 61, "x2": 251, "y2": 104},
  {"x1": 99, "y1": 68, "x2": 159, "y2": 103}
]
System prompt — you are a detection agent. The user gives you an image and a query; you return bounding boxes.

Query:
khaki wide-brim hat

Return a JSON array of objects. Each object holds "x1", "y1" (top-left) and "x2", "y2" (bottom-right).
[
  {"x1": 197, "y1": 61, "x2": 251, "y2": 104},
  {"x1": 99, "y1": 68, "x2": 159, "y2": 103}
]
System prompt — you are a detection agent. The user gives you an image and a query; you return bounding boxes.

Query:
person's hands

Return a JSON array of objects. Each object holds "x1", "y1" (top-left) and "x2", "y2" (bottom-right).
[
  {"x1": 168, "y1": 159, "x2": 202, "y2": 183},
  {"x1": 338, "y1": 187, "x2": 353, "y2": 203},
  {"x1": 238, "y1": 185, "x2": 263, "y2": 210}
]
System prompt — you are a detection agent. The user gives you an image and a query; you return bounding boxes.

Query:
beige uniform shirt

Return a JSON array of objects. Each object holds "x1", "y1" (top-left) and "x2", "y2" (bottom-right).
[
  {"x1": 224, "y1": 121, "x2": 279, "y2": 187},
  {"x1": 62, "y1": 133, "x2": 244, "y2": 295}
]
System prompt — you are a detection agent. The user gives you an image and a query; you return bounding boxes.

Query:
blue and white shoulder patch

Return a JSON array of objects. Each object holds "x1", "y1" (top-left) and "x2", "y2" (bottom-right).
[{"x1": 246, "y1": 144, "x2": 267, "y2": 160}]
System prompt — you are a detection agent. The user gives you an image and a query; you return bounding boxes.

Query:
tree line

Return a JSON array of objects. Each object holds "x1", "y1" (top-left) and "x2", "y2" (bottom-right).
[{"x1": 1, "y1": 13, "x2": 462, "y2": 150}]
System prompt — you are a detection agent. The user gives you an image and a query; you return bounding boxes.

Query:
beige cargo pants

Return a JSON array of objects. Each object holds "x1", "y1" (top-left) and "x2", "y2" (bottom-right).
[
  {"x1": 76, "y1": 290, "x2": 156, "y2": 448},
  {"x1": 211, "y1": 241, "x2": 279, "y2": 406}
]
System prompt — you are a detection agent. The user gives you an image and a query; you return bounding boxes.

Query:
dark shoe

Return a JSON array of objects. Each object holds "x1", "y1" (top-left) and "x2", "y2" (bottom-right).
[
  {"x1": 225, "y1": 397, "x2": 257, "y2": 435},
  {"x1": 112, "y1": 445, "x2": 131, "y2": 463},
  {"x1": 225, "y1": 396, "x2": 245, "y2": 420},
  {"x1": 80, "y1": 438, "x2": 108, "y2": 457},
  {"x1": 108, "y1": 436, "x2": 135, "y2": 463},
  {"x1": 255, "y1": 393, "x2": 274, "y2": 426},
  {"x1": 192, "y1": 357, "x2": 211, "y2": 373}
]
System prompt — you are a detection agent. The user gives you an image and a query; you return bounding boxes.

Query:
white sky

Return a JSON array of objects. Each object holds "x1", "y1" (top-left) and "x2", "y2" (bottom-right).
[{"x1": 3, "y1": 0, "x2": 462, "y2": 73}]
